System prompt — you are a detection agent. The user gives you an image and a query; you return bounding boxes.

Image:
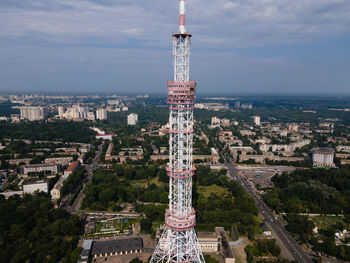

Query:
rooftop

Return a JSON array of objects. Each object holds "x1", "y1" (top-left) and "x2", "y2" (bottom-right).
[
  {"x1": 82, "y1": 239, "x2": 93, "y2": 250},
  {"x1": 91, "y1": 238, "x2": 143, "y2": 255},
  {"x1": 66, "y1": 161, "x2": 79, "y2": 172},
  {"x1": 262, "y1": 225, "x2": 270, "y2": 232},
  {"x1": 23, "y1": 163, "x2": 57, "y2": 168},
  {"x1": 197, "y1": 232, "x2": 218, "y2": 239},
  {"x1": 313, "y1": 147, "x2": 335, "y2": 154},
  {"x1": 96, "y1": 133, "x2": 116, "y2": 136}
]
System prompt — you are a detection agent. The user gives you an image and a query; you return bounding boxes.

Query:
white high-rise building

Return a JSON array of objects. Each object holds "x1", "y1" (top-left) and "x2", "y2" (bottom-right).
[
  {"x1": 127, "y1": 113, "x2": 138, "y2": 125},
  {"x1": 20, "y1": 107, "x2": 46, "y2": 121},
  {"x1": 87, "y1": 112, "x2": 95, "y2": 121},
  {"x1": 58, "y1": 106, "x2": 65, "y2": 118},
  {"x1": 68, "y1": 104, "x2": 89, "y2": 119},
  {"x1": 253, "y1": 115, "x2": 260, "y2": 126},
  {"x1": 312, "y1": 147, "x2": 334, "y2": 167},
  {"x1": 211, "y1": 117, "x2": 220, "y2": 126},
  {"x1": 96, "y1": 109, "x2": 107, "y2": 120}
]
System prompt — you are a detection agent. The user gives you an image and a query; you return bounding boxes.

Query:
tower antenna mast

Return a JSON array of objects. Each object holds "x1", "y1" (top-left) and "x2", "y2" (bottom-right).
[{"x1": 150, "y1": 0, "x2": 205, "y2": 262}]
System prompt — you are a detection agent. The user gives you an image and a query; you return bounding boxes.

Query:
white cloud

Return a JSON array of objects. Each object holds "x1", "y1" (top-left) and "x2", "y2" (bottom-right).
[
  {"x1": 0, "y1": 0, "x2": 349, "y2": 48},
  {"x1": 0, "y1": 0, "x2": 349, "y2": 94}
]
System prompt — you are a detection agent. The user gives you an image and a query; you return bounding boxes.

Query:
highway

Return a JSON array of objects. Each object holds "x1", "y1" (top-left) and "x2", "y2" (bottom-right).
[{"x1": 225, "y1": 161, "x2": 314, "y2": 263}]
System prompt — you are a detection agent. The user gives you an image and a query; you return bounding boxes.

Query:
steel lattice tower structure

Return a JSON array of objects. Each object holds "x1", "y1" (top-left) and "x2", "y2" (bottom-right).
[{"x1": 150, "y1": 0, "x2": 205, "y2": 262}]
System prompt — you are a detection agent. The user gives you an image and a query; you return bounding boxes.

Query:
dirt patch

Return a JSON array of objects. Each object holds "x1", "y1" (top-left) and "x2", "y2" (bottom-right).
[{"x1": 231, "y1": 237, "x2": 252, "y2": 263}]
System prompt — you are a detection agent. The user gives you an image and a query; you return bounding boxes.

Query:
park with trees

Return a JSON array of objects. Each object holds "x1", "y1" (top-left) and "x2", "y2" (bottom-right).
[
  {"x1": 263, "y1": 166, "x2": 350, "y2": 260},
  {"x1": 0, "y1": 194, "x2": 82, "y2": 263}
]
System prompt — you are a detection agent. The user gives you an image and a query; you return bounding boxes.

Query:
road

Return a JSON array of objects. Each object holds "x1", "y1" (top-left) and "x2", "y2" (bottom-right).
[
  {"x1": 225, "y1": 161, "x2": 314, "y2": 263},
  {"x1": 66, "y1": 144, "x2": 103, "y2": 213}
]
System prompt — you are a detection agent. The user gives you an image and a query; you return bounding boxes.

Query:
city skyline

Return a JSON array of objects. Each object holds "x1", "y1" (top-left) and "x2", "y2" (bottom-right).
[{"x1": 0, "y1": 0, "x2": 349, "y2": 94}]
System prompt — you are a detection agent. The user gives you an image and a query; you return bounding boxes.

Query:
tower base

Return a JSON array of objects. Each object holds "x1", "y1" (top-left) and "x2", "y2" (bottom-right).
[{"x1": 150, "y1": 227, "x2": 205, "y2": 263}]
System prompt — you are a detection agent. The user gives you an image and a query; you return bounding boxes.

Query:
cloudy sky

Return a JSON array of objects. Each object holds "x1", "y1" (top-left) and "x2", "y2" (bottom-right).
[{"x1": 0, "y1": 0, "x2": 349, "y2": 95}]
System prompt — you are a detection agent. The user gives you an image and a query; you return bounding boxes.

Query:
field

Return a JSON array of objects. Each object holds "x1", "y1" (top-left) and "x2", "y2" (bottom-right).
[
  {"x1": 130, "y1": 176, "x2": 165, "y2": 188},
  {"x1": 197, "y1": 184, "x2": 229, "y2": 198}
]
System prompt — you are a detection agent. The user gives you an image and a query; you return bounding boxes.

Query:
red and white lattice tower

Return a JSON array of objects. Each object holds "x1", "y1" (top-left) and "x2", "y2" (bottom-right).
[{"x1": 150, "y1": 0, "x2": 205, "y2": 262}]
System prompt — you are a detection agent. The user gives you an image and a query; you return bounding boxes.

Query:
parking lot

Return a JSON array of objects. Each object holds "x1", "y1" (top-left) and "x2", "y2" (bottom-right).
[{"x1": 237, "y1": 165, "x2": 296, "y2": 189}]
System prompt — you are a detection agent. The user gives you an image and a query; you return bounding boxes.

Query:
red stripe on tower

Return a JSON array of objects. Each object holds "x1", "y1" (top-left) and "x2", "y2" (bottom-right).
[{"x1": 180, "y1": 14, "x2": 185, "y2": 26}]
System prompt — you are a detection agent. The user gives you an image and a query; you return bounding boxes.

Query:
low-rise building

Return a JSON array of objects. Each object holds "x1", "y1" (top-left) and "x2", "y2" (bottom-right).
[
  {"x1": 230, "y1": 146, "x2": 254, "y2": 153},
  {"x1": 95, "y1": 133, "x2": 116, "y2": 140},
  {"x1": 50, "y1": 175, "x2": 69, "y2": 200},
  {"x1": 259, "y1": 139, "x2": 311, "y2": 153},
  {"x1": 44, "y1": 157, "x2": 73, "y2": 165},
  {"x1": 90, "y1": 238, "x2": 143, "y2": 259},
  {"x1": 337, "y1": 145, "x2": 350, "y2": 153},
  {"x1": 78, "y1": 240, "x2": 93, "y2": 263},
  {"x1": 239, "y1": 154, "x2": 304, "y2": 164},
  {"x1": 197, "y1": 232, "x2": 221, "y2": 252},
  {"x1": 23, "y1": 180, "x2": 48, "y2": 194},
  {"x1": 262, "y1": 225, "x2": 272, "y2": 237},
  {"x1": 8, "y1": 158, "x2": 32, "y2": 166},
  {"x1": 240, "y1": 130, "x2": 256, "y2": 136},
  {"x1": 152, "y1": 145, "x2": 159, "y2": 154},
  {"x1": 119, "y1": 148, "x2": 143, "y2": 156},
  {"x1": 0, "y1": 191, "x2": 23, "y2": 199},
  {"x1": 287, "y1": 123, "x2": 299, "y2": 132},
  {"x1": 221, "y1": 118, "x2": 230, "y2": 127},
  {"x1": 105, "y1": 143, "x2": 114, "y2": 160},
  {"x1": 64, "y1": 161, "x2": 80, "y2": 176},
  {"x1": 341, "y1": 160, "x2": 350, "y2": 166},
  {"x1": 211, "y1": 148, "x2": 219, "y2": 156},
  {"x1": 219, "y1": 130, "x2": 233, "y2": 137},
  {"x1": 78, "y1": 153, "x2": 87, "y2": 164},
  {"x1": 80, "y1": 144, "x2": 91, "y2": 153},
  {"x1": 22, "y1": 163, "x2": 60, "y2": 175}
]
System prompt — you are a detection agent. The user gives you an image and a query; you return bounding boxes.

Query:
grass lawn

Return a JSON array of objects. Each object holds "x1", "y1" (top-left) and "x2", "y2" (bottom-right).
[
  {"x1": 130, "y1": 176, "x2": 165, "y2": 188},
  {"x1": 130, "y1": 179, "x2": 148, "y2": 187},
  {"x1": 197, "y1": 184, "x2": 229, "y2": 198}
]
